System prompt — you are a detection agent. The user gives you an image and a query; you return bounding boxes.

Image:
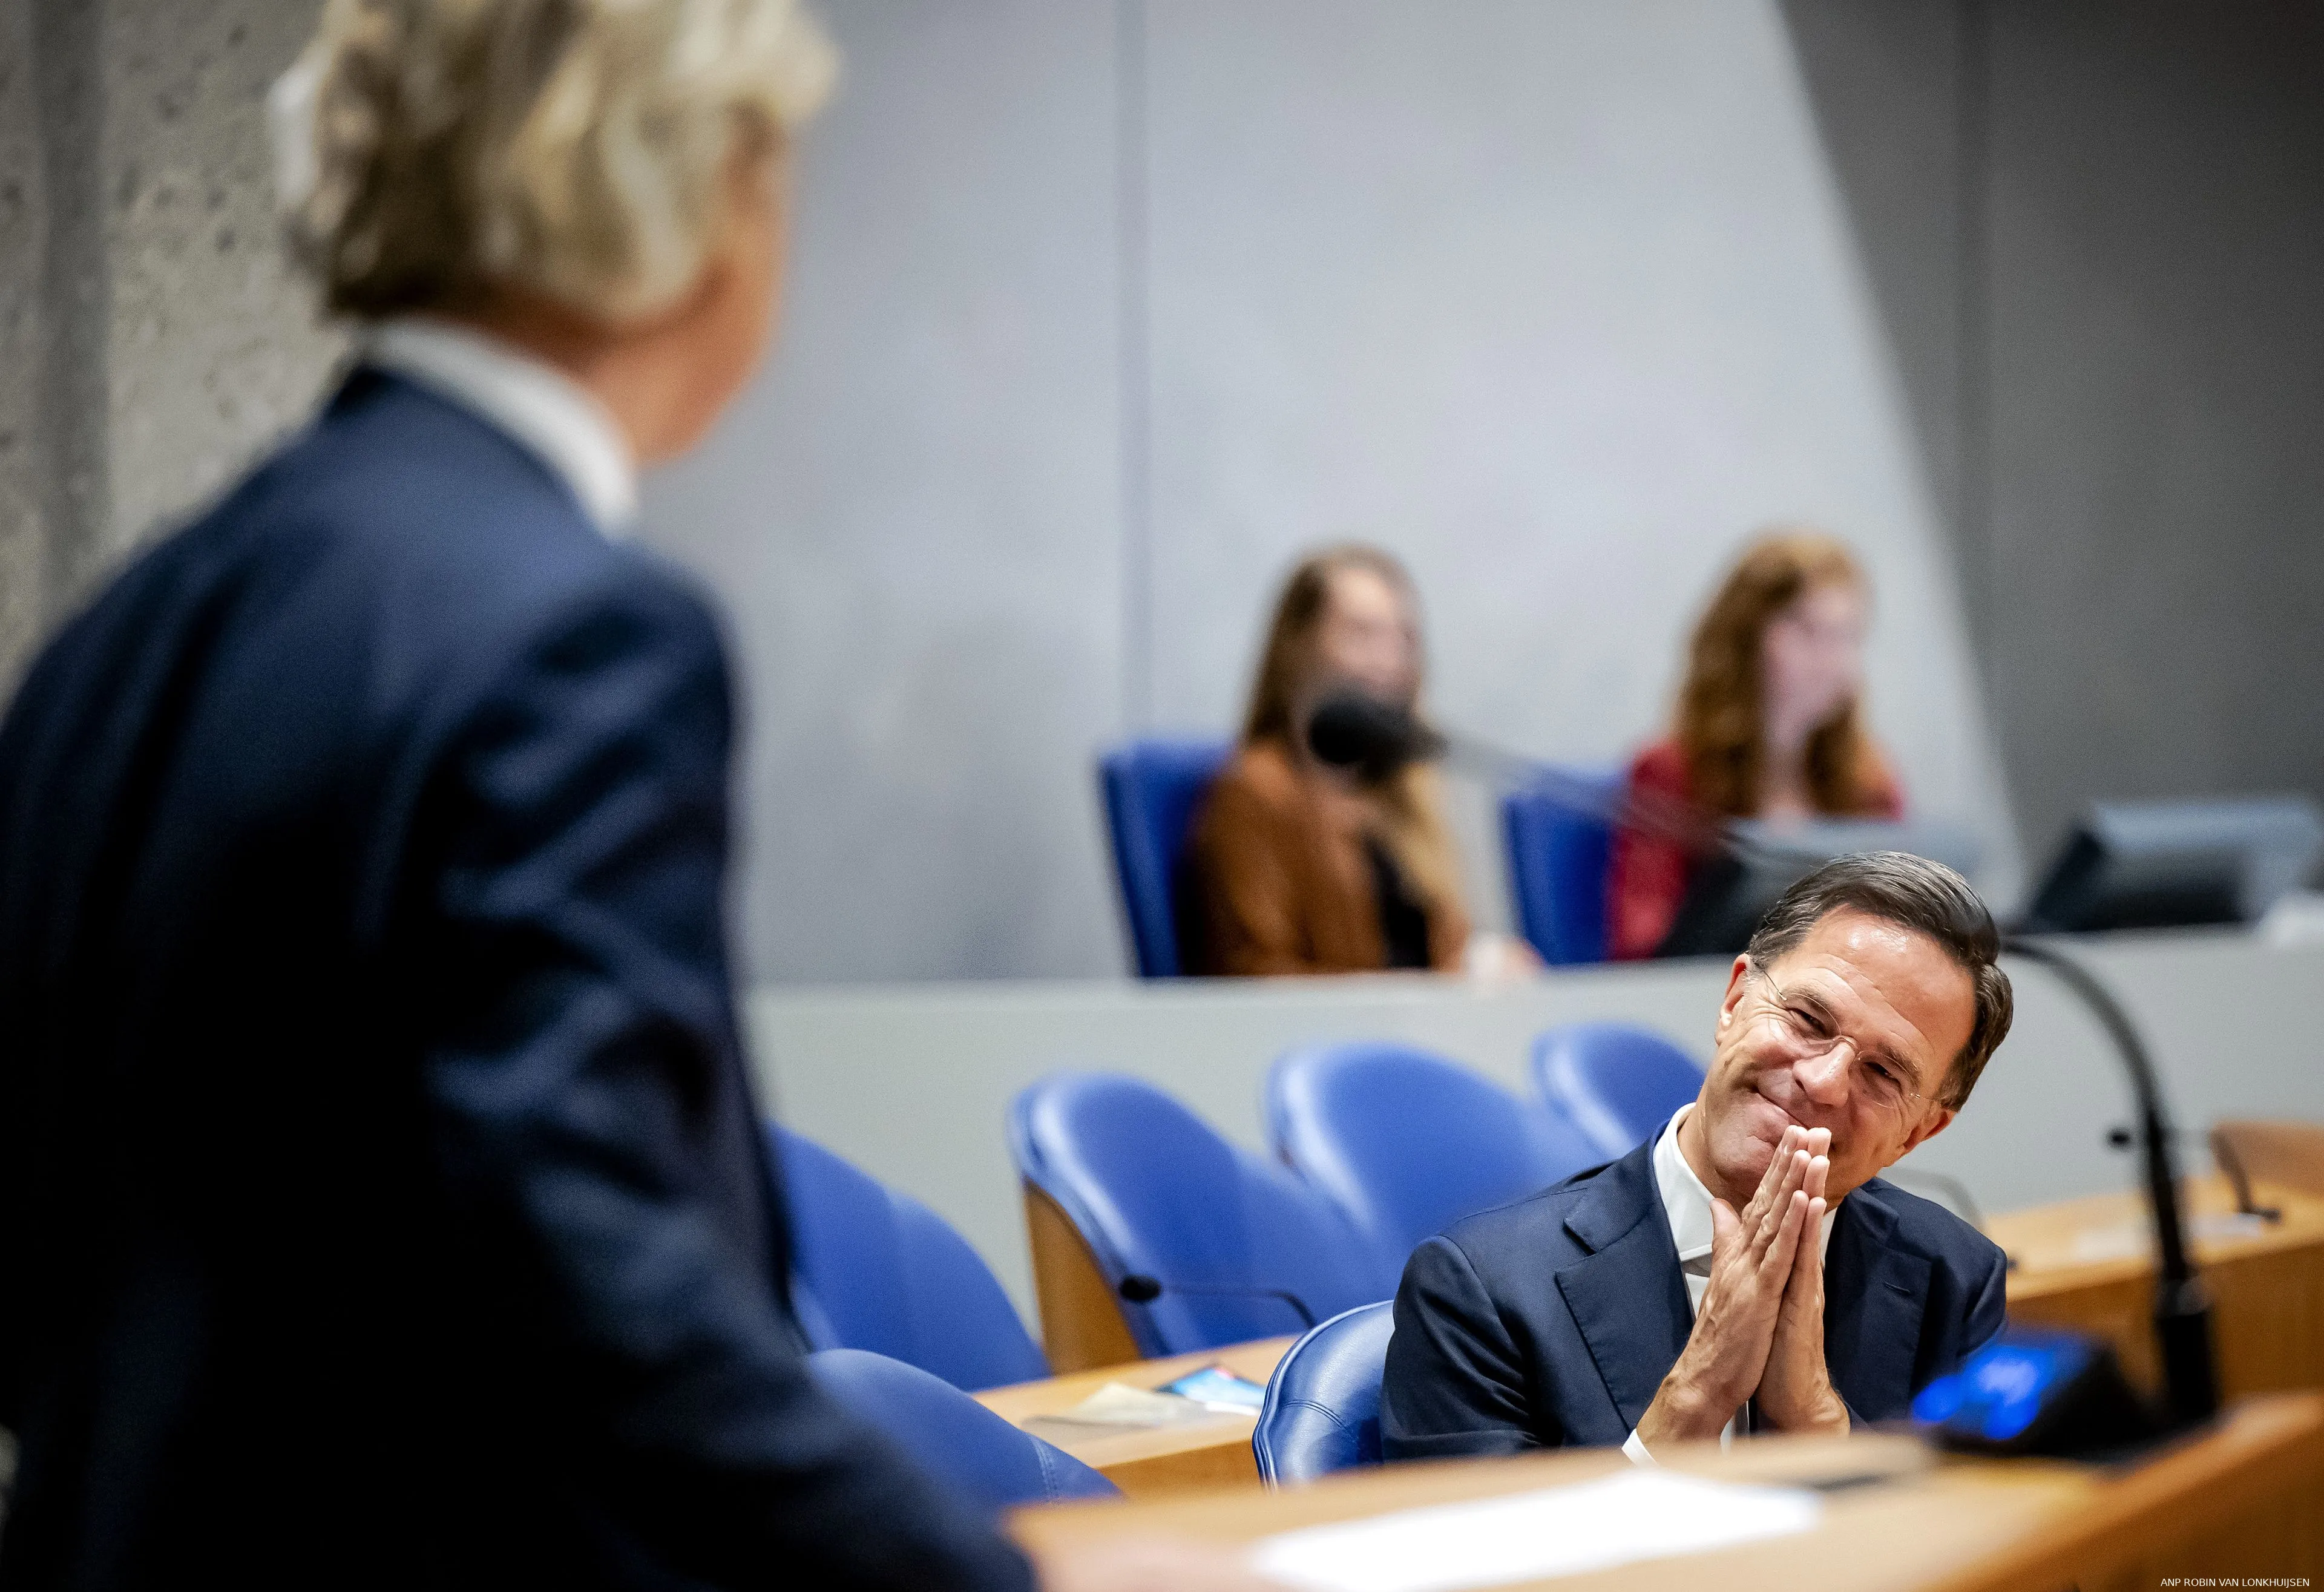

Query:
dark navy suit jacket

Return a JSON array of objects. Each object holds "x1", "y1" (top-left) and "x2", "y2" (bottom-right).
[
  {"x1": 0, "y1": 371, "x2": 1031, "y2": 1591},
  {"x1": 1380, "y1": 1133, "x2": 2007, "y2": 1458}
]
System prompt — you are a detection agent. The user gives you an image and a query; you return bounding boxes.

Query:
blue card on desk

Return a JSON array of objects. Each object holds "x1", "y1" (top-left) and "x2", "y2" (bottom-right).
[{"x1": 1159, "y1": 1365, "x2": 1267, "y2": 1412}]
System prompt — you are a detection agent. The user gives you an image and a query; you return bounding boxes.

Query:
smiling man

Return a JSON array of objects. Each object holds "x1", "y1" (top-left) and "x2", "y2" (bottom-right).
[{"x1": 1381, "y1": 852, "x2": 2015, "y2": 1459}]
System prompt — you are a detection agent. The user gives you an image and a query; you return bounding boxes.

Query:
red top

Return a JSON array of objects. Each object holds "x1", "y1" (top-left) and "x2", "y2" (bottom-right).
[{"x1": 1605, "y1": 738, "x2": 1904, "y2": 961}]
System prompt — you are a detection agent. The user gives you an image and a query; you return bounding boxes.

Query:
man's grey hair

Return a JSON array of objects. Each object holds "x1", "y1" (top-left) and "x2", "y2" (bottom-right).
[{"x1": 1745, "y1": 851, "x2": 2014, "y2": 1109}]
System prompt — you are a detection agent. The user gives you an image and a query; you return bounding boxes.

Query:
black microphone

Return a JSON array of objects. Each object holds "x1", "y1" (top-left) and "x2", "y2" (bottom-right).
[
  {"x1": 1304, "y1": 690, "x2": 1445, "y2": 781},
  {"x1": 1304, "y1": 689, "x2": 1736, "y2": 855},
  {"x1": 2002, "y1": 935, "x2": 2219, "y2": 1429},
  {"x1": 1117, "y1": 1273, "x2": 1318, "y2": 1330}
]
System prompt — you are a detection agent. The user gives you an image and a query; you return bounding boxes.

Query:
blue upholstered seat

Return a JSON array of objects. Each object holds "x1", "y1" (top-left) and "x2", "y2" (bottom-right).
[
  {"x1": 1253, "y1": 1302, "x2": 1397, "y2": 1486},
  {"x1": 1097, "y1": 738, "x2": 1232, "y2": 977},
  {"x1": 1501, "y1": 768, "x2": 1623, "y2": 966},
  {"x1": 775, "y1": 1126, "x2": 1049, "y2": 1392},
  {"x1": 1008, "y1": 1071, "x2": 1383, "y2": 1358},
  {"x1": 808, "y1": 1349, "x2": 1117, "y2": 1514},
  {"x1": 1266, "y1": 1041, "x2": 1601, "y2": 1293},
  {"x1": 1529, "y1": 1022, "x2": 1707, "y2": 1158}
]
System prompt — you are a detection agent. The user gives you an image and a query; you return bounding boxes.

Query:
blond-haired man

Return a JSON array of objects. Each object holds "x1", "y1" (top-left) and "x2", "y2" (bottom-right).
[{"x1": 0, "y1": 5, "x2": 1264, "y2": 1590}]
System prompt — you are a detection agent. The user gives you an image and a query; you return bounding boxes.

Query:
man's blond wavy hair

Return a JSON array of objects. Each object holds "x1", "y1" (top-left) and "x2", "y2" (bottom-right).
[{"x1": 278, "y1": 0, "x2": 836, "y2": 322}]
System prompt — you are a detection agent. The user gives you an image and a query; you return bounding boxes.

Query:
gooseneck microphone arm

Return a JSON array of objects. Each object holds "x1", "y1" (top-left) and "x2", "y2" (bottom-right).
[
  {"x1": 1117, "y1": 1273, "x2": 1318, "y2": 1330},
  {"x1": 2001, "y1": 934, "x2": 2219, "y2": 1427}
]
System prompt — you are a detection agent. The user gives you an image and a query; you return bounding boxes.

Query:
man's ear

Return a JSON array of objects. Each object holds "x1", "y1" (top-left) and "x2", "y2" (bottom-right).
[
  {"x1": 1898, "y1": 1104, "x2": 1958, "y2": 1159},
  {"x1": 1717, "y1": 954, "x2": 1751, "y2": 1030}
]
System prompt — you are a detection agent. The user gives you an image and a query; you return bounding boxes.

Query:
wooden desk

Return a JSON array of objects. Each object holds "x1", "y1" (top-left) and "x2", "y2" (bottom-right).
[
  {"x1": 975, "y1": 1337, "x2": 1293, "y2": 1497},
  {"x1": 1013, "y1": 1394, "x2": 2324, "y2": 1589},
  {"x1": 1994, "y1": 1174, "x2": 2324, "y2": 1398}
]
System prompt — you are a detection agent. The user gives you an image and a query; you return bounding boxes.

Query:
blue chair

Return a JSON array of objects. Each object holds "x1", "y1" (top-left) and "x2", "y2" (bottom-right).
[
  {"x1": 1502, "y1": 768, "x2": 1623, "y2": 966},
  {"x1": 1009, "y1": 1072, "x2": 1383, "y2": 1358},
  {"x1": 1253, "y1": 1302, "x2": 1396, "y2": 1486},
  {"x1": 1529, "y1": 1023, "x2": 1706, "y2": 1158},
  {"x1": 775, "y1": 1127, "x2": 1049, "y2": 1392},
  {"x1": 1098, "y1": 737, "x2": 1232, "y2": 977},
  {"x1": 808, "y1": 1349, "x2": 1117, "y2": 1514},
  {"x1": 1265, "y1": 1042, "x2": 1601, "y2": 1292}
]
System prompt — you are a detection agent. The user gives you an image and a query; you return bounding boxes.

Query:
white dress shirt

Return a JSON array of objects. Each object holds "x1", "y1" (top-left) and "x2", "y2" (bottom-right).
[
  {"x1": 366, "y1": 317, "x2": 638, "y2": 537},
  {"x1": 1622, "y1": 1103, "x2": 1837, "y2": 1464}
]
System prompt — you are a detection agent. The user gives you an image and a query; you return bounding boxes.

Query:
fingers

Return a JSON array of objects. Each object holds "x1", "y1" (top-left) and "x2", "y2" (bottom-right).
[
  {"x1": 1759, "y1": 1188, "x2": 1811, "y2": 1283},
  {"x1": 1752, "y1": 1141, "x2": 1813, "y2": 1253},
  {"x1": 1790, "y1": 1194, "x2": 1827, "y2": 1296},
  {"x1": 1741, "y1": 1126, "x2": 1802, "y2": 1226},
  {"x1": 1710, "y1": 1196, "x2": 1740, "y2": 1248}
]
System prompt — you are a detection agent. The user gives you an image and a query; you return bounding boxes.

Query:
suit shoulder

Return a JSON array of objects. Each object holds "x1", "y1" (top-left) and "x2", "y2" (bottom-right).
[
  {"x1": 1860, "y1": 1178, "x2": 2004, "y2": 1275},
  {"x1": 1435, "y1": 1161, "x2": 1617, "y2": 1262},
  {"x1": 260, "y1": 375, "x2": 716, "y2": 652}
]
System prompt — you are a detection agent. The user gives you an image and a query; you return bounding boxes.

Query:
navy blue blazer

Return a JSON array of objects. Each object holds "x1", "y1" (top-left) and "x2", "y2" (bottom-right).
[
  {"x1": 0, "y1": 371, "x2": 1031, "y2": 1592},
  {"x1": 1380, "y1": 1133, "x2": 2006, "y2": 1458}
]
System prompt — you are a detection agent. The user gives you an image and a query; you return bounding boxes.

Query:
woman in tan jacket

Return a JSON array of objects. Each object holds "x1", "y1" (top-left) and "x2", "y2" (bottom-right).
[{"x1": 1184, "y1": 546, "x2": 1472, "y2": 975}]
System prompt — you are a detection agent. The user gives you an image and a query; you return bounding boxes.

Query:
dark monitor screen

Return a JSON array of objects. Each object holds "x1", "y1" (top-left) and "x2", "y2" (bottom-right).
[{"x1": 2020, "y1": 798, "x2": 2324, "y2": 935}]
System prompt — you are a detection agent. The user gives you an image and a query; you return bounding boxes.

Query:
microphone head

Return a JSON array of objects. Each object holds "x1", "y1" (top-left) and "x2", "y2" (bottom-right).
[
  {"x1": 1117, "y1": 1274, "x2": 1164, "y2": 1303},
  {"x1": 1305, "y1": 690, "x2": 1443, "y2": 779}
]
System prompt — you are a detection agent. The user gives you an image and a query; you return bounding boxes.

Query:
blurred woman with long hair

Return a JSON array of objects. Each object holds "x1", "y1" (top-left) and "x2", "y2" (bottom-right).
[
  {"x1": 1185, "y1": 545, "x2": 1471, "y2": 975},
  {"x1": 1607, "y1": 531, "x2": 1902, "y2": 959}
]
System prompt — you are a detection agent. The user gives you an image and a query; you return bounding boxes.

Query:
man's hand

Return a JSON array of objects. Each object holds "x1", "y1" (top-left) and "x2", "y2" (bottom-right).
[
  {"x1": 1635, "y1": 1125, "x2": 1817, "y2": 1447},
  {"x1": 1754, "y1": 1127, "x2": 1849, "y2": 1434}
]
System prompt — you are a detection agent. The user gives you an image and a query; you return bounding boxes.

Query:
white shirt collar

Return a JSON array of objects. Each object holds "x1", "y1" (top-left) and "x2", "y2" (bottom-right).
[
  {"x1": 366, "y1": 317, "x2": 638, "y2": 536},
  {"x1": 1652, "y1": 1102, "x2": 1836, "y2": 1273}
]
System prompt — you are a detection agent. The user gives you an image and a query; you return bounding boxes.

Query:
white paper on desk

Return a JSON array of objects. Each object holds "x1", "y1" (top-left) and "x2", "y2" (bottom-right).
[
  {"x1": 1247, "y1": 1470, "x2": 1820, "y2": 1592},
  {"x1": 1023, "y1": 1383, "x2": 1225, "y2": 1431}
]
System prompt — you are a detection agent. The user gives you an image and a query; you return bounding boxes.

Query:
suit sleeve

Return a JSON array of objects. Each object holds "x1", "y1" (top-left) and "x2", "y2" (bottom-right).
[
  {"x1": 1380, "y1": 1237, "x2": 1548, "y2": 1460},
  {"x1": 1960, "y1": 1242, "x2": 2008, "y2": 1361},
  {"x1": 413, "y1": 574, "x2": 1032, "y2": 1592}
]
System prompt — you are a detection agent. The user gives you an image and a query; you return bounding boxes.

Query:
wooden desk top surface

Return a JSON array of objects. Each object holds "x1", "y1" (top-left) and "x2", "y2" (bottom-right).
[
  {"x1": 1012, "y1": 1393, "x2": 2324, "y2": 1591},
  {"x1": 1992, "y1": 1173, "x2": 2324, "y2": 1298},
  {"x1": 974, "y1": 1337, "x2": 1293, "y2": 1482}
]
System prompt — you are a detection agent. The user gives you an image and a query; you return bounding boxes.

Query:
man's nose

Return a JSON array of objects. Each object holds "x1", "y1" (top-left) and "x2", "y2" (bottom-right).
[{"x1": 1795, "y1": 1040, "x2": 1856, "y2": 1105}]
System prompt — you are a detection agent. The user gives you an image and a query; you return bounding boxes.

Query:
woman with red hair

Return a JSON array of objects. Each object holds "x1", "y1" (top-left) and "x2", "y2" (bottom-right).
[{"x1": 1608, "y1": 531, "x2": 1903, "y2": 959}]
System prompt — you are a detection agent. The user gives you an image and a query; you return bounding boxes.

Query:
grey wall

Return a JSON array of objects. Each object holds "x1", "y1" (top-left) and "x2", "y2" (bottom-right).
[
  {"x1": 0, "y1": 0, "x2": 341, "y2": 692},
  {"x1": 1785, "y1": 0, "x2": 2324, "y2": 866},
  {"x1": 650, "y1": 0, "x2": 2017, "y2": 983},
  {"x1": 6, "y1": 2, "x2": 2320, "y2": 983}
]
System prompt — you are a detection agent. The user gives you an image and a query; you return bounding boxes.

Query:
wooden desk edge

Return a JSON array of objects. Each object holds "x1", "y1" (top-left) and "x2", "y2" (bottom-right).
[{"x1": 1010, "y1": 1393, "x2": 2324, "y2": 1588}]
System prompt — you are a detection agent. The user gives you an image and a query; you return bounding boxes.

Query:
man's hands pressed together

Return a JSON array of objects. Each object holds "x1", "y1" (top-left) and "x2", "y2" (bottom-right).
[{"x1": 1635, "y1": 1125, "x2": 1849, "y2": 1449}]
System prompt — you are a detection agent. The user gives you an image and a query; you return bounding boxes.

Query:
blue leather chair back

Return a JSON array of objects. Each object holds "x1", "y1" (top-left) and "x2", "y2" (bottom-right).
[
  {"x1": 1009, "y1": 1072, "x2": 1384, "y2": 1358},
  {"x1": 1253, "y1": 1302, "x2": 1396, "y2": 1486},
  {"x1": 808, "y1": 1349, "x2": 1118, "y2": 1515},
  {"x1": 776, "y1": 1127, "x2": 1049, "y2": 1392},
  {"x1": 1502, "y1": 770, "x2": 1623, "y2": 966},
  {"x1": 1098, "y1": 738, "x2": 1232, "y2": 977},
  {"x1": 1266, "y1": 1042, "x2": 1602, "y2": 1293},
  {"x1": 1529, "y1": 1023, "x2": 1707, "y2": 1158}
]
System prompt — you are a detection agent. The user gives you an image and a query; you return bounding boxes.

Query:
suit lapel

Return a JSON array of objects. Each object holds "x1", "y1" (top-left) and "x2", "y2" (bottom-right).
[
  {"x1": 1555, "y1": 1141, "x2": 1694, "y2": 1432},
  {"x1": 1824, "y1": 1181, "x2": 1932, "y2": 1420}
]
